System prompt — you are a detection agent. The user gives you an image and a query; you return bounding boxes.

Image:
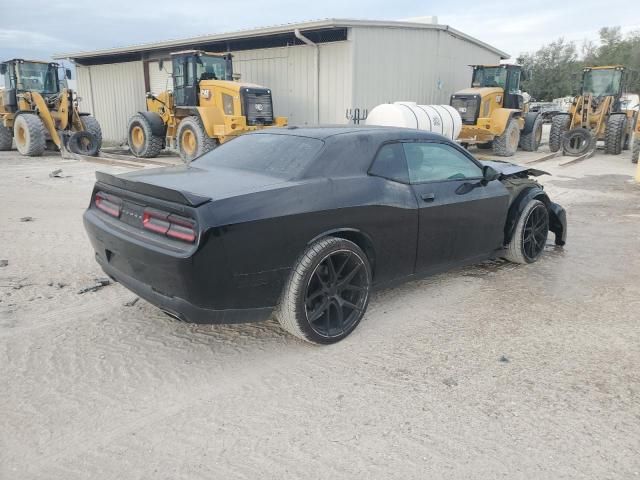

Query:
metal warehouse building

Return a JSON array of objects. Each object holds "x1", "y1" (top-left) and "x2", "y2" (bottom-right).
[{"x1": 55, "y1": 18, "x2": 508, "y2": 144}]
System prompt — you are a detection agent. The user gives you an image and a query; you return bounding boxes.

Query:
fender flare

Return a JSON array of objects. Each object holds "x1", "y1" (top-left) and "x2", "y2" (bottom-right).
[
  {"x1": 138, "y1": 111, "x2": 166, "y2": 137},
  {"x1": 307, "y1": 227, "x2": 377, "y2": 275},
  {"x1": 504, "y1": 186, "x2": 567, "y2": 246},
  {"x1": 522, "y1": 111, "x2": 541, "y2": 135}
]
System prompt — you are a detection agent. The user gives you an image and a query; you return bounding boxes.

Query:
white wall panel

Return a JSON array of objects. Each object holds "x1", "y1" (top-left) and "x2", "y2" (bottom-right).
[
  {"x1": 76, "y1": 61, "x2": 146, "y2": 144},
  {"x1": 148, "y1": 60, "x2": 173, "y2": 95},
  {"x1": 350, "y1": 27, "x2": 500, "y2": 114}
]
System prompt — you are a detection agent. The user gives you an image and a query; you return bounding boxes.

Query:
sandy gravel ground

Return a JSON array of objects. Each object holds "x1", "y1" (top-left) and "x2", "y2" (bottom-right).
[{"x1": 1, "y1": 146, "x2": 639, "y2": 480}]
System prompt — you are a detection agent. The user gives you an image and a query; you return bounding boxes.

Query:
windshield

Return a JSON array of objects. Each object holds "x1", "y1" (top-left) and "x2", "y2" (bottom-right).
[
  {"x1": 582, "y1": 69, "x2": 623, "y2": 97},
  {"x1": 471, "y1": 67, "x2": 507, "y2": 89},
  {"x1": 16, "y1": 62, "x2": 59, "y2": 94},
  {"x1": 196, "y1": 134, "x2": 324, "y2": 178},
  {"x1": 196, "y1": 55, "x2": 229, "y2": 81}
]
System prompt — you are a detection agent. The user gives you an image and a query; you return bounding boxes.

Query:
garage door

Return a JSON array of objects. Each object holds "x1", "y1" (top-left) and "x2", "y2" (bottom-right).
[{"x1": 148, "y1": 60, "x2": 173, "y2": 94}]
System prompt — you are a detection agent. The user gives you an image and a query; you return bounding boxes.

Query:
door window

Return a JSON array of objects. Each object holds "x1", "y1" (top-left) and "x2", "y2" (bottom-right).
[
  {"x1": 369, "y1": 143, "x2": 409, "y2": 183},
  {"x1": 403, "y1": 143, "x2": 483, "y2": 184}
]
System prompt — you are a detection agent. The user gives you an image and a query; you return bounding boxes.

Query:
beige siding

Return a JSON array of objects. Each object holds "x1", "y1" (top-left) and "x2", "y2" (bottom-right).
[
  {"x1": 232, "y1": 41, "x2": 351, "y2": 125},
  {"x1": 350, "y1": 27, "x2": 500, "y2": 113},
  {"x1": 319, "y1": 41, "x2": 353, "y2": 124},
  {"x1": 76, "y1": 61, "x2": 147, "y2": 144},
  {"x1": 148, "y1": 60, "x2": 173, "y2": 95}
]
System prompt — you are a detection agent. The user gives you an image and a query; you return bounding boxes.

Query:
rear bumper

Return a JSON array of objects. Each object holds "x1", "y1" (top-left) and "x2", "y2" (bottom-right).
[
  {"x1": 96, "y1": 253, "x2": 272, "y2": 324},
  {"x1": 84, "y1": 209, "x2": 274, "y2": 324}
]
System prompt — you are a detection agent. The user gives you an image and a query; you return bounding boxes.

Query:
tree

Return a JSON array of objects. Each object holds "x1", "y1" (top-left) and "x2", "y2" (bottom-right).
[
  {"x1": 519, "y1": 27, "x2": 640, "y2": 101},
  {"x1": 518, "y1": 38, "x2": 581, "y2": 101}
]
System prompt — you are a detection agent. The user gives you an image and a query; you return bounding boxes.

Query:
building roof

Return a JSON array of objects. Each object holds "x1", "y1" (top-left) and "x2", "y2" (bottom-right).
[{"x1": 53, "y1": 18, "x2": 509, "y2": 62}]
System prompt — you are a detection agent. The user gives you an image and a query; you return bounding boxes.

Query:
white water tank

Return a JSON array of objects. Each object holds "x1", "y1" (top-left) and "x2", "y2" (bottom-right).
[{"x1": 366, "y1": 102, "x2": 462, "y2": 140}]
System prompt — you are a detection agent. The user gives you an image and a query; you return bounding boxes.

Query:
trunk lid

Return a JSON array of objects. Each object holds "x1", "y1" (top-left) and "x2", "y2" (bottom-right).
[{"x1": 96, "y1": 164, "x2": 288, "y2": 206}]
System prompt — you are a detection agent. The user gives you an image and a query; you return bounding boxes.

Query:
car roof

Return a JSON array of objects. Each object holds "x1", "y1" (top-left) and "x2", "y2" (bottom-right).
[{"x1": 250, "y1": 125, "x2": 449, "y2": 141}]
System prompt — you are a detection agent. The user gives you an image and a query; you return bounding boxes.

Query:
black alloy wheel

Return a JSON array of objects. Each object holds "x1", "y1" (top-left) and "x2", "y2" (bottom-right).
[
  {"x1": 304, "y1": 249, "x2": 369, "y2": 338},
  {"x1": 522, "y1": 204, "x2": 549, "y2": 261}
]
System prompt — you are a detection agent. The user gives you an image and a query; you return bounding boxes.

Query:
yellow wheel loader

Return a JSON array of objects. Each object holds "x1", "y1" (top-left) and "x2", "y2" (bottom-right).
[
  {"x1": 450, "y1": 64, "x2": 542, "y2": 157},
  {"x1": 549, "y1": 66, "x2": 638, "y2": 157},
  {"x1": 0, "y1": 59, "x2": 102, "y2": 157},
  {"x1": 128, "y1": 50, "x2": 287, "y2": 163}
]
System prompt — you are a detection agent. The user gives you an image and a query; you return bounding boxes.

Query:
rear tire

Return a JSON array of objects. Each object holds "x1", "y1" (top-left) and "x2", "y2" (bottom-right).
[
  {"x1": 127, "y1": 114, "x2": 163, "y2": 158},
  {"x1": 274, "y1": 237, "x2": 372, "y2": 345},
  {"x1": 549, "y1": 114, "x2": 570, "y2": 153},
  {"x1": 519, "y1": 114, "x2": 543, "y2": 152},
  {"x1": 632, "y1": 137, "x2": 639, "y2": 164},
  {"x1": 492, "y1": 118, "x2": 520, "y2": 157},
  {"x1": 0, "y1": 123, "x2": 12, "y2": 151},
  {"x1": 81, "y1": 115, "x2": 102, "y2": 153},
  {"x1": 504, "y1": 199, "x2": 549, "y2": 264},
  {"x1": 13, "y1": 114, "x2": 46, "y2": 157},
  {"x1": 176, "y1": 116, "x2": 217, "y2": 163},
  {"x1": 604, "y1": 114, "x2": 627, "y2": 155}
]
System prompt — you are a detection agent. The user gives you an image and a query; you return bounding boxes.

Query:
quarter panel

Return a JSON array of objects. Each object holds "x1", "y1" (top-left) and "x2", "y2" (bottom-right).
[{"x1": 207, "y1": 176, "x2": 419, "y2": 306}]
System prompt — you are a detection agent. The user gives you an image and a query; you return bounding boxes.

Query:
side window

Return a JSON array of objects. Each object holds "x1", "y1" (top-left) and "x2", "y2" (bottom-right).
[
  {"x1": 369, "y1": 143, "x2": 409, "y2": 183},
  {"x1": 403, "y1": 143, "x2": 483, "y2": 184}
]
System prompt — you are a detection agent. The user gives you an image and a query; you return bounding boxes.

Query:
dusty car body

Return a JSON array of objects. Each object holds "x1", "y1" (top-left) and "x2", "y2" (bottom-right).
[{"x1": 83, "y1": 126, "x2": 566, "y2": 344}]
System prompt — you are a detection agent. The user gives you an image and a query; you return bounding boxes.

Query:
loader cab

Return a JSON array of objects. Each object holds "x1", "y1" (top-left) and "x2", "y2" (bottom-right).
[
  {"x1": 0, "y1": 59, "x2": 62, "y2": 96},
  {"x1": 471, "y1": 64, "x2": 524, "y2": 110},
  {"x1": 171, "y1": 51, "x2": 233, "y2": 107},
  {"x1": 581, "y1": 66, "x2": 625, "y2": 107}
]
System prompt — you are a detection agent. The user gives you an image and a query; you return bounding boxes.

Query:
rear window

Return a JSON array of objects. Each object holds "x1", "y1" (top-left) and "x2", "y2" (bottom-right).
[{"x1": 195, "y1": 133, "x2": 324, "y2": 178}]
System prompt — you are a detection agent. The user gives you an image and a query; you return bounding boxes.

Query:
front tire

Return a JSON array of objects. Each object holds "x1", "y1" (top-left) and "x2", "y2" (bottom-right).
[
  {"x1": 604, "y1": 114, "x2": 627, "y2": 155},
  {"x1": 632, "y1": 136, "x2": 639, "y2": 164},
  {"x1": 274, "y1": 237, "x2": 372, "y2": 345},
  {"x1": 13, "y1": 114, "x2": 46, "y2": 156},
  {"x1": 0, "y1": 123, "x2": 12, "y2": 151},
  {"x1": 504, "y1": 199, "x2": 549, "y2": 264},
  {"x1": 128, "y1": 114, "x2": 163, "y2": 158},
  {"x1": 549, "y1": 114, "x2": 570, "y2": 153},
  {"x1": 492, "y1": 118, "x2": 520, "y2": 157},
  {"x1": 176, "y1": 116, "x2": 217, "y2": 163}
]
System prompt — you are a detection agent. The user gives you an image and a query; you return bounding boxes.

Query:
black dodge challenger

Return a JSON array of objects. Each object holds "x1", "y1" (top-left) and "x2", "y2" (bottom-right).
[{"x1": 84, "y1": 126, "x2": 566, "y2": 344}]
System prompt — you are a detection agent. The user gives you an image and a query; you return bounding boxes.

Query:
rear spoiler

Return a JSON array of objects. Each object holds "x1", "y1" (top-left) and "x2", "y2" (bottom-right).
[{"x1": 95, "y1": 171, "x2": 211, "y2": 207}]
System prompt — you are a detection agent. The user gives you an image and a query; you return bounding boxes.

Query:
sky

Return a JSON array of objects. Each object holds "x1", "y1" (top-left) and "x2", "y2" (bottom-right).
[{"x1": 0, "y1": 0, "x2": 638, "y2": 63}]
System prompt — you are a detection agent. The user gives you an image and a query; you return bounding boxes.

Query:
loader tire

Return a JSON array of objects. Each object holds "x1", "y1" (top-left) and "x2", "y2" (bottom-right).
[
  {"x1": 13, "y1": 114, "x2": 46, "y2": 157},
  {"x1": 632, "y1": 137, "x2": 639, "y2": 164},
  {"x1": 176, "y1": 116, "x2": 217, "y2": 163},
  {"x1": 563, "y1": 128, "x2": 595, "y2": 157},
  {"x1": 604, "y1": 114, "x2": 627, "y2": 155},
  {"x1": 0, "y1": 123, "x2": 12, "y2": 151},
  {"x1": 67, "y1": 131, "x2": 100, "y2": 156},
  {"x1": 519, "y1": 114, "x2": 543, "y2": 152},
  {"x1": 492, "y1": 118, "x2": 520, "y2": 157},
  {"x1": 81, "y1": 115, "x2": 102, "y2": 152},
  {"x1": 128, "y1": 114, "x2": 163, "y2": 158},
  {"x1": 549, "y1": 114, "x2": 570, "y2": 153}
]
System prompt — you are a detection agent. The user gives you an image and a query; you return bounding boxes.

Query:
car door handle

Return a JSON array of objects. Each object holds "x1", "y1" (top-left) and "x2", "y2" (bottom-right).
[{"x1": 421, "y1": 193, "x2": 435, "y2": 202}]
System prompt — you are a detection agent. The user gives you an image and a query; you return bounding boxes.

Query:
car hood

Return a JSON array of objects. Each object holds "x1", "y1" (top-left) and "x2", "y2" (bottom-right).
[
  {"x1": 480, "y1": 160, "x2": 549, "y2": 178},
  {"x1": 97, "y1": 165, "x2": 289, "y2": 206}
]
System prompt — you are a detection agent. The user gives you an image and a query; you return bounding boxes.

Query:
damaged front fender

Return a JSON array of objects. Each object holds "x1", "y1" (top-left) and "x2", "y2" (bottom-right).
[{"x1": 504, "y1": 186, "x2": 567, "y2": 247}]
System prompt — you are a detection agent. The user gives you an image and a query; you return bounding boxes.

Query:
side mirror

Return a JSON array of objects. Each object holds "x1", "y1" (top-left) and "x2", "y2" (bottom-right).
[
  {"x1": 65, "y1": 68, "x2": 72, "y2": 80},
  {"x1": 482, "y1": 165, "x2": 500, "y2": 183}
]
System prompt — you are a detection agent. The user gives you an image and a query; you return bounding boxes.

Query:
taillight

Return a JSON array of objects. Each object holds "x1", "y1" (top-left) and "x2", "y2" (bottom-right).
[
  {"x1": 95, "y1": 192, "x2": 121, "y2": 218},
  {"x1": 143, "y1": 209, "x2": 197, "y2": 243}
]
